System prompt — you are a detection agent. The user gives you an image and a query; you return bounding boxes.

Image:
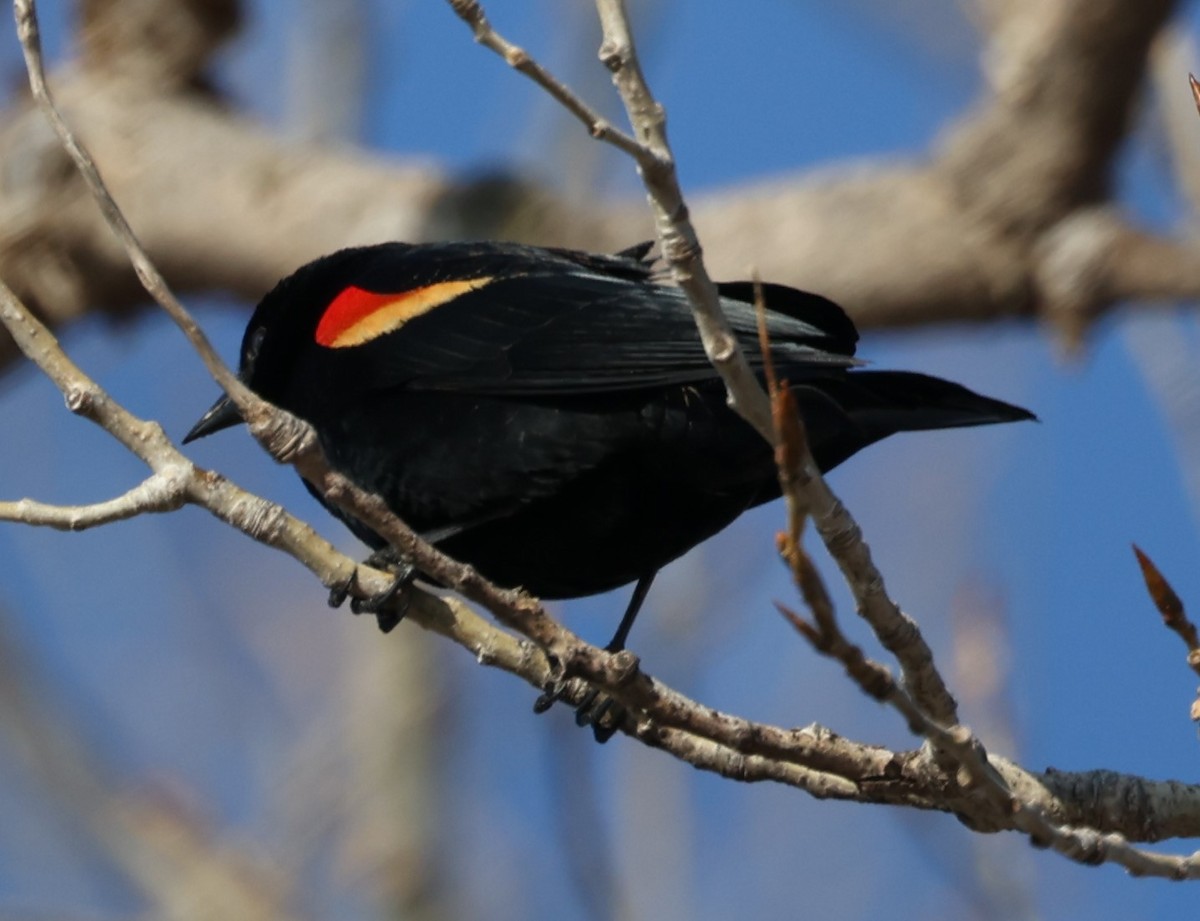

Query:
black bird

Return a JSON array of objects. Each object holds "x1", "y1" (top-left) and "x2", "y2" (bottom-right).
[{"x1": 185, "y1": 241, "x2": 1033, "y2": 731}]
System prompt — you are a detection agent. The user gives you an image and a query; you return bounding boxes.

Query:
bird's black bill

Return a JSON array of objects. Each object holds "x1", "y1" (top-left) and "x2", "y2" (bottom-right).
[{"x1": 182, "y1": 395, "x2": 244, "y2": 444}]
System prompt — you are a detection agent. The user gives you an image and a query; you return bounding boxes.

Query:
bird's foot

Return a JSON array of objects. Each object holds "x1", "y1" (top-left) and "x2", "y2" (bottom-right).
[
  {"x1": 328, "y1": 548, "x2": 417, "y2": 633},
  {"x1": 532, "y1": 649, "x2": 640, "y2": 744},
  {"x1": 533, "y1": 680, "x2": 626, "y2": 744}
]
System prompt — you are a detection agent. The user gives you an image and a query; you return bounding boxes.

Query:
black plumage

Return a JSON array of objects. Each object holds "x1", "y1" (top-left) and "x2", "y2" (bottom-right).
[{"x1": 186, "y1": 240, "x2": 1033, "y2": 650}]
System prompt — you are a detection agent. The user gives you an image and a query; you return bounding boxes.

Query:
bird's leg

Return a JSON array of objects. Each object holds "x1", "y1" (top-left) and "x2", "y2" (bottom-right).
[
  {"x1": 534, "y1": 572, "x2": 655, "y2": 743},
  {"x1": 327, "y1": 546, "x2": 417, "y2": 633},
  {"x1": 604, "y1": 571, "x2": 656, "y2": 654}
]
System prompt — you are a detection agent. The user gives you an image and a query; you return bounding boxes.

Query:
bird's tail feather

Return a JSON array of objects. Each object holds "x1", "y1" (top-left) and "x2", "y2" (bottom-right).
[{"x1": 791, "y1": 371, "x2": 1035, "y2": 472}]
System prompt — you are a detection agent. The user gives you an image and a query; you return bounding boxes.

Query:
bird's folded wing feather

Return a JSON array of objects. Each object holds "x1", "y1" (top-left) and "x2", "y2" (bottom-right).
[{"x1": 360, "y1": 271, "x2": 862, "y2": 396}]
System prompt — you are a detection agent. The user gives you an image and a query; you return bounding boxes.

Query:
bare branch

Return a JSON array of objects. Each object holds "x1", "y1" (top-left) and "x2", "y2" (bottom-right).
[
  {"x1": 591, "y1": 0, "x2": 775, "y2": 442},
  {"x1": 0, "y1": 274, "x2": 178, "y2": 466},
  {"x1": 0, "y1": 469, "x2": 188, "y2": 529},
  {"x1": 446, "y1": 0, "x2": 645, "y2": 160},
  {"x1": 570, "y1": 4, "x2": 1195, "y2": 877},
  {"x1": 12, "y1": 0, "x2": 271, "y2": 429},
  {"x1": 1132, "y1": 545, "x2": 1200, "y2": 724}
]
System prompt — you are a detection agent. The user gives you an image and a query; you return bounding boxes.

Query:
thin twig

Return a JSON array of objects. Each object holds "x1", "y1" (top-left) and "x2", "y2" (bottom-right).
[
  {"x1": 1133, "y1": 545, "x2": 1200, "y2": 658},
  {"x1": 592, "y1": 0, "x2": 775, "y2": 442},
  {"x1": 446, "y1": 0, "x2": 645, "y2": 160},
  {"x1": 758, "y1": 229, "x2": 1164, "y2": 873},
  {"x1": 0, "y1": 276, "x2": 178, "y2": 466},
  {"x1": 762, "y1": 403, "x2": 1198, "y2": 876},
  {"x1": 1132, "y1": 545, "x2": 1200, "y2": 721},
  {"x1": 11, "y1": 0, "x2": 279, "y2": 435},
  {"x1": 753, "y1": 273, "x2": 811, "y2": 563},
  {"x1": 0, "y1": 470, "x2": 189, "y2": 530}
]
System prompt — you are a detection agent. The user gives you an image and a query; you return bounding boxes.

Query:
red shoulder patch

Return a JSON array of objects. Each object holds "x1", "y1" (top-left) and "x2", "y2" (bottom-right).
[{"x1": 315, "y1": 278, "x2": 493, "y2": 348}]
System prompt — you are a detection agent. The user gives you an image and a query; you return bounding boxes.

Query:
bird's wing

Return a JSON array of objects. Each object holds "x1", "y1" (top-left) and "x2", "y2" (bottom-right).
[{"x1": 331, "y1": 267, "x2": 861, "y2": 397}]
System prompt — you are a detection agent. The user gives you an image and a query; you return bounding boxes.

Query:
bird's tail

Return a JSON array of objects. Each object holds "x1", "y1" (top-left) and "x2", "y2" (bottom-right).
[{"x1": 791, "y1": 370, "x2": 1035, "y2": 472}]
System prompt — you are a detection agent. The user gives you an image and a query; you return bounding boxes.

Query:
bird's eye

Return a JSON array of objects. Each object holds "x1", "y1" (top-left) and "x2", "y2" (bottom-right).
[{"x1": 245, "y1": 326, "x2": 267, "y2": 365}]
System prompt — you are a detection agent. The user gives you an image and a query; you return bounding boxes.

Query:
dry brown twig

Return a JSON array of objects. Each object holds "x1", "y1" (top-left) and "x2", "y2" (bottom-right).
[
  {"x1": 1133, "y1": 545, "x2": 1200, "y2": 721},
  {"x1": 5, "y1": 0, "x2": 1200, "y2": 882}
]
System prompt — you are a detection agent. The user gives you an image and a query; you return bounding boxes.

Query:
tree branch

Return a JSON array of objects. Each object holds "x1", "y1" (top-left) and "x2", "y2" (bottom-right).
[{"x1": 0, "y1": 470, "x2": 188, "y2": 529}]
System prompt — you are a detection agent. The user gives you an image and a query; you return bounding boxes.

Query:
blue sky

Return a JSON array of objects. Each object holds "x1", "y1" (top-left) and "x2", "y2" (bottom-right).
[{"x1": 2, "y1": 1, "x2": 1199, "y2": 918}]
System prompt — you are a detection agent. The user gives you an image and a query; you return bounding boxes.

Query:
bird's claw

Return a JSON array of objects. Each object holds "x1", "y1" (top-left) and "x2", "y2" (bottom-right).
[
  {"x1": 327, "y1": 555, "x2": 417, "y2": 633},
  {"x1": 327, "y1": 575, "x2": 353, "y2": 610},
  {"x1": 532, "y1": 678, "x2": 567, "y2": 714},
  {"x1": 533, "y1": 679, "x2": 626, "y2": 743}
]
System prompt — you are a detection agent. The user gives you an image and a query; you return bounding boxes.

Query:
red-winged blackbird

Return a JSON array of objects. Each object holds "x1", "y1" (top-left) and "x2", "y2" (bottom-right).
[{"x1": 185, "y1": 241, "x2": 1033, "y2": 724}]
